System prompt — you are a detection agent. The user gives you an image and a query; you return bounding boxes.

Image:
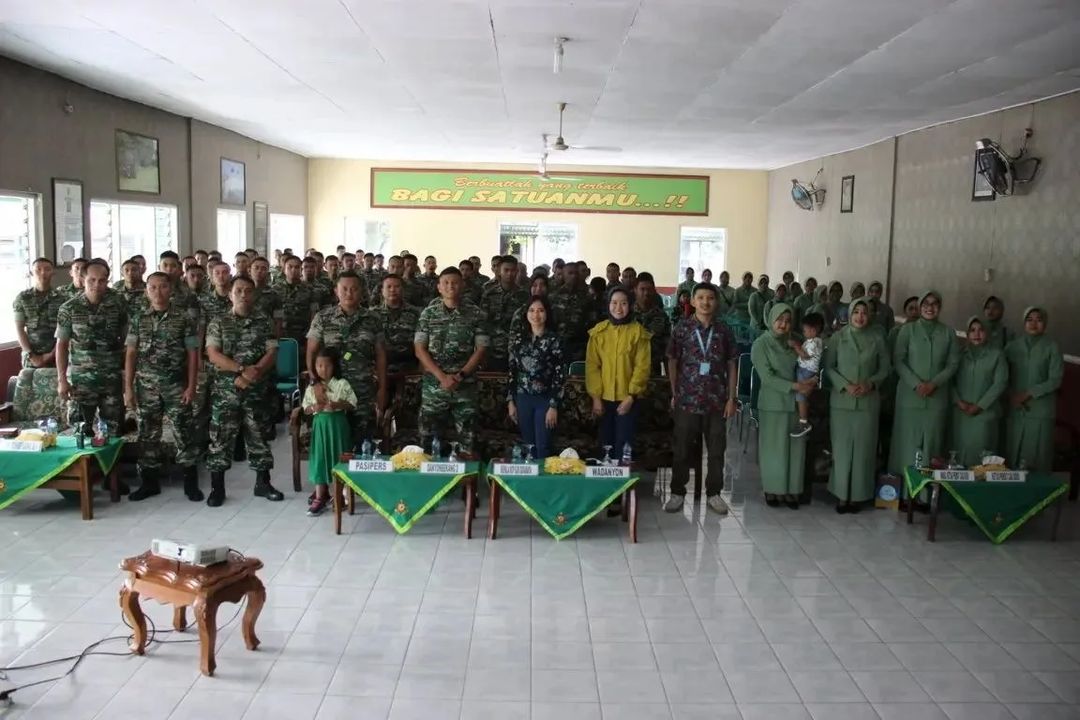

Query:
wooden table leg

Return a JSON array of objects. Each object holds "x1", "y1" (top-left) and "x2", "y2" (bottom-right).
[
  {"x1": 333, "y1": 477, "x2": 344, "y2": 535},
  {"x1": 628, "y1": 485, "x2": 638, "y2": 544},
  {"x1": 906, "y1": 490, "x2": 916, "y2": 525},
  {"x1": 109, "y1": 463, "x2": 120, "y2": 503},
  {"x1": 193, "y1": 597, "x2": 220, "y2": 676},
  {"x1": 464, "y1": 476, "x2": 475, "y2": 539},
  {"x1": 927, "y1": 483, "x2": 941, "y2": 542},
  {"x1": 1051, "y1": 494, "x2": 1064, "y2": 541},
  {"x1": 348, "y1": 486, "x2": 356, "y2": 515},
  {"x1": 488, "y1": 479, "x2": 500, "y2": 540},
  {"x1": 242, "y1": 578, "x2": 265, "y2": 651},
  {"x1": 79, "y1": 460, "x2": 92, "y2": 521},
  {"x1": 119, "y1": 585, "x2": 147, "y2": 654},
  {"x1": 173, "y1": 606, "x2": 188, "y2": 631}
]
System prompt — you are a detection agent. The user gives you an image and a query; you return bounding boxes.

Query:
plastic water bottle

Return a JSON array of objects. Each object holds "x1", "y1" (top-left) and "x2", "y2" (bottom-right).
[
  {"x1": 511, "y1": 445, "x2": 523, "y2": 464},
  {"x1": 95, "y1": 415, "x2": 108, "y2": 440},
  {"x1": 621, "y1": 443, "x2": 633, "y2": 467},
  {"x1": 914, "y1": 448, "x2": 924, "y2": 470},
  {"x1": 431, "y1": 436, "x2": 441, "y2": 459},
  {"x1": 45, "y1": 417, "x2": 59, "y2": 436}
]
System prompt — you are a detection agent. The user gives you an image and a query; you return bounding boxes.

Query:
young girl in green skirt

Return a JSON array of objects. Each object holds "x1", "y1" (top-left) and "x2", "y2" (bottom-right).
[{"x1": 303, "y1": 347, "x2": 357, "y2": 516}]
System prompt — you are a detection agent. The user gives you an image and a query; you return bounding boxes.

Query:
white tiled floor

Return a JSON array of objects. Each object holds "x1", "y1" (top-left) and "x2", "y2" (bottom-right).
[{"x1": 2, "y1": 429, "x2": 1079, "y2": 720}]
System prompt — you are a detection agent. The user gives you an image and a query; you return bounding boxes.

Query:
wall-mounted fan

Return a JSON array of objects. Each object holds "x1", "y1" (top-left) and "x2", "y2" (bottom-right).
[
  {"x1": 547, "y1": 102, "x2": 622, "y2": 153},
  {"x1": 791, "y1": 169, "x2": 826, "y2": 211},
  {"x1": 975, "y1": 129, "x2": 1041, "y2": 196}
]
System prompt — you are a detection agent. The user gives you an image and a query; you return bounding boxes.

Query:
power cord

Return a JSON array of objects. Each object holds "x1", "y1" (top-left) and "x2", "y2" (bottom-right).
[{"x1": 0, "y1": 595, "x2": 246, "y2": 704}]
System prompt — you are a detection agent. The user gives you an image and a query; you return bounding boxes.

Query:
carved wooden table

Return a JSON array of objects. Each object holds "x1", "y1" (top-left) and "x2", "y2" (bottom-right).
[{"x1": 118, "y1": 551, "x2": 266, "y2": 676}]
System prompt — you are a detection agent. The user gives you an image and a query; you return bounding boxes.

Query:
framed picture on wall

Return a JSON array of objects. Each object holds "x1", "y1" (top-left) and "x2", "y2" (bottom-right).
[
  {"x1": 972, "y1": 150, "x2": 996, "y2": 201},
  {"x1": 115, "y1": 130, "x2": 160, "y2": 194},
  {"x1": 840, "y1": 175, "x2": 855, "y2": 213},
  {"x1": 220, "y1": 157, "x2": 246, "y2": 206},
  {"x1": 253, "y1": 201, "x2": 269, "y2": 256},
  {"x1": 52, "y1": 178, "x2": 84, "y2": 265}
]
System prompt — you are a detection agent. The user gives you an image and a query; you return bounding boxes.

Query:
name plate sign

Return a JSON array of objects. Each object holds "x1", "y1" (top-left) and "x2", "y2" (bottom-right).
[
  {"x1": 933, "y1": 469, "x2": 975, "y2": 482},
  {"x1": 492, "y1": 462, "x2": 540, "y2": 476},
  {"x1": 348, "y1": 459, "x2": 394, "y2": 473},
  {"x1": 0, "y1": 439, "x2": 44, "y2": 452},
  {"x1": 421, "y1": 461, "x2": 466, "y2": 475},
  {"x1": 986, "y1": 471, "x2": 1027, "y2": 483},
  {"x1": 585, "y1": 465, "x2": 631, "y2": 479}
]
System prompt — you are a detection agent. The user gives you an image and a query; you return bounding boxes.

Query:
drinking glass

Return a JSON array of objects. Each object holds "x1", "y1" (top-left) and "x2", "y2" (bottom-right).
[{"x1": 602, "y1": 445, "x2": 613, "y2": 466}]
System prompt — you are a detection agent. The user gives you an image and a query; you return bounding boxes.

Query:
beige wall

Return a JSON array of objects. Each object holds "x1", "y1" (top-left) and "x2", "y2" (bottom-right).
[
  {"x1": 308, "y1": 159, "x2": 768, "y2": 287},
  {"x1": 190, "y1": 120, "x2": 308, "y2": 251},
  {"x1": 767, "y1": 91, "x2": 1080, "y2": 354},
  {"x1": 0, "y1": 56, "x2": 308, "y2": 264}
]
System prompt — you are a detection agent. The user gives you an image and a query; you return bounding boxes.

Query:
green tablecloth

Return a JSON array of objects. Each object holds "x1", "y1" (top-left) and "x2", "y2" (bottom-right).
[
  {"x1": 903, "y1": 466, "x2": 1067, "y2": 544},
  {"x1": 0, "y1": 437, "x2": 125, "y2": 510},
  {"x1": 332, "y1": 461, "x2": 480, "y2": 533},
  {"x1": 488, "y1": 462, "x2": 638, "y2": 540}
]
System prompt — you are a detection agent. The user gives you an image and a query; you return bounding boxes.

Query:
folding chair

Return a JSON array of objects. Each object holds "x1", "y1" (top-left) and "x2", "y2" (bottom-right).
[
  {"x1": 568, "y1": 360, "x2": 586, "y2": 378},
  {"x1": 275, "y1": 337, "x2": 302, "y2": 414}
]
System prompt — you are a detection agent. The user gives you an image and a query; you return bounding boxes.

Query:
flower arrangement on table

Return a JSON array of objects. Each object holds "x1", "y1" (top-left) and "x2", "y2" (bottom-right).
[
  {"x1": 391, "y1": 445, "x2": 431, "y2": 471},
  {"x1": 543, "y1": 448, "x2": 586, "y2": 475}
]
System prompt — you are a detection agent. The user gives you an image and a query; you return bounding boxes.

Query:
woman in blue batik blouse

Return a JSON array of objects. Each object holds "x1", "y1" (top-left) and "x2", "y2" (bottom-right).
[{"x1": 507, "y1": 295, "x2": 565, "y2": 459}]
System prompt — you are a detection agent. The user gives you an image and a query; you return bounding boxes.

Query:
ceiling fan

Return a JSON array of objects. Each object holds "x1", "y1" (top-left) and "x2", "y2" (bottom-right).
[
  {"x1": 536, "y1": 149, "x2": 579, "y2": 181},
  {"x1": 547, "y1": 102, "x2": 622, "y2": 153}
]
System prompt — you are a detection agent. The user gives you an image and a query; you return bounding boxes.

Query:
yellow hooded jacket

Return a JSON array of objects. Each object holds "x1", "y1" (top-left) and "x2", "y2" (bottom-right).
[{"x1": 585, "y1": 319, "x2": 653, "y2": 401}]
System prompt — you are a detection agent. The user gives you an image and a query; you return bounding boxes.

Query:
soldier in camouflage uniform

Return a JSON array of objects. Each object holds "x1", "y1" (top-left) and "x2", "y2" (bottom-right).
[
  {"x1": 14, "y1": 258, "x2": 64, "y2": 369},
  {"x1": 269, "y1": 249, "x2": 285, "y2": 286},
  {"x1": 193, "y1": 262, "x2": 234, "y2": 455},
  {"x1": 55, "y1": 260, "x2": 128, "y2": 434},
  {"x1": 159, "y1": 251, "x2": 200, "y2": 325},
  {"x1": 371, "y1": 273, "x2": 421, "y2": 406},
  {"x1": 306, "y1": 272, "x2": 388, "y2": 446},
  {"x1": 233, "y1": 251, "x2": 251, "y2": 279},
  {"x1": 204, "y1": 275, "x2": 282, "y2": 506},
  {"x1": 370, "y1": 255, "x2": 404, "y2": 307},
  {"x1": 124, "y1": 272, "x2": 202, "y2": 502},
  {"x1": 57, "y1": 257, "x2": 88, "y2": 300},
  {"x1": 360, "y1": 253, "x2": 384, "y2": 302},
  {"x1": 400, "y1": 253, "x2": 430, "y2": 308},
  {"x1": 276, "y1": 255, "x2": 317, "y2": 367},
  {"x1": 250, "y1": 257, "x2": 284, "y2": 336},
  {"x1": 414, "y1": 267, "x2": 489, "y2": 453},
  {"x1": 302, "y1": 257, "x2": 335, "y2": 308},
  {"x1": 184, "y1": 262, "x2": 207, "y2": 298},
  {"x1": 551, "y1": 261, "x2": 597, "y2": 362},
  {"x1": 632, "y1": 272, "x2": 672, "y2": 376},
  {"x1": 112, "y1": 257, "x2": 145, "y2": 298},
  {"x1": 458, "y1": 259, "x2": 484, "y2": 306},
  {"x1": 480, "y1": 256, "x2": 530, "y2": 371},
  {"x1": 418, "y1": 255, "x2": 439, "y2": 301}
]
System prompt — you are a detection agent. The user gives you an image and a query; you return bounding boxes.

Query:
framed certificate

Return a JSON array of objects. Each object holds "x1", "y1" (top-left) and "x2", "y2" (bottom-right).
[{"x1": 52, "y1": 178, "x2": 84, "y2": 265}]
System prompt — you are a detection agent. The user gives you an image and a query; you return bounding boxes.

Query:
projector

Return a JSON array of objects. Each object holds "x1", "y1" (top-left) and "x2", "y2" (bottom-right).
[{"x1": 151, "y1": 538, "x2": 231, "y2": 567}]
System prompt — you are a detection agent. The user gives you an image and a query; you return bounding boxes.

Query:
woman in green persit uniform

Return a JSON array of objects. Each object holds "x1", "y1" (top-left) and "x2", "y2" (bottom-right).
[
  {"x1": 823, "y1": 299, "x2": 891, "y2": 513},
  {"x1": 888, "y1": 296, "x2": 920, "y2": 353},
  {"x1": 731, "y1": 271, "x2": 755, "y2": 323},
  {"x1": 982, "y1": 295, "x2": 1014, "y2": 351},
  {"x1": 747, "y1": 274, "x2": 774, "y2": 334},
  {"x1": 762, "y1": 283, "x2": 788, "y2": 326},
  {"x1": 888, "y1": 290, "x2": 961, "y2": 478},
  {"x1": 751, "y1": 303, "x2": 815, "y2": 509},
  {"x1": 950, "y1": 317, "x2": 1008, "y2": 467},
  {"x1": 792, "y1": 277, "x2": 817, "y2": 327},
  {"x1": 1004, "y1": 307, "x2": 1063, "y2": 471}
]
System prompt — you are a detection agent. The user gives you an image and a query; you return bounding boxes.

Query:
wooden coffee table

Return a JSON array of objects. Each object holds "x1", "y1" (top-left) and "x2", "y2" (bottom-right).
[{"x1": 119, "y1": 551, "x2": 266, "y2": 676}]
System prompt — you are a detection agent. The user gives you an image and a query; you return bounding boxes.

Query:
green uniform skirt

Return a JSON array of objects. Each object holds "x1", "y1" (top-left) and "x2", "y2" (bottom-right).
[
  {"x1": 308, "y1": 411, "x2": 352, "y2": 486},
  {"x1": 950, "y1": 409, "x2": 1002, "y2": 467},
  {"x1": 828, "y1": 406, "x2": 879, "y2": 503},
  {"x1": 1006, "y1": 413, "x2": 1054, "y2": 472},
  {"x1": 757, "y1": 410, "x2": 806, "y2": 495}
]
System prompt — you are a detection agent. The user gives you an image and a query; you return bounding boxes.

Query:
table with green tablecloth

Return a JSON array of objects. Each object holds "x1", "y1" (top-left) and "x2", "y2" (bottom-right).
[
  {"x1": 331, "y1": 461, "x2": 480, "y2": 537},
  {"x1": 0, "y1": 436, "x2": 124, "y2": 519},
  {"x1": 487, "y1": 462, "x2": 640, "y2": 541},
  {"x1": 903, "y1": 466, "x2": 1068, "y2": 543}
]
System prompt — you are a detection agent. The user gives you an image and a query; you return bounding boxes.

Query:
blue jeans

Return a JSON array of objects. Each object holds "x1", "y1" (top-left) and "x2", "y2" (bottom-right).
[
  {"x1": 599, "y1": 400, "x2": 638, "y2": 461},
  {"x1": 516, "y1": 393, "x2": 554, "y2": 459},
  {"x1": 796, "y1": 366, "x2": 817, "y2": 403}
]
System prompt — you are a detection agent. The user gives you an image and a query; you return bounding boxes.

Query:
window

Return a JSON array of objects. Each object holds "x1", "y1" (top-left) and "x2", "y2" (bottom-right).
[
  {"x1": 678, "y1": 227, "x2": 726, "y2": 280},
  {"x1": 269, "y1": 213, "x2": 305, "y2": 258},
  {"x1": 343, "y1": 217, "x2": 391, "y2": 256},
  {"x1": 216, "y1": 208, "x2": 247, "y2": 266},
  {"x1": 498, "y1": 221, "x2": 578, "y2": 270},
  {"x1": 90, "y1": 200, "x2": 178, "y2": 273},
  {"x1": 0, "y1": 192, "x2": 41, "y2": 345}
]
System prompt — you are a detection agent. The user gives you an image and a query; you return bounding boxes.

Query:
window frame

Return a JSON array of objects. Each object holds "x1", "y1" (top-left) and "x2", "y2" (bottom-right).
[
  {"x1": 89, "y1": 197, "x2": 179, "y2": 274},
  {"x1": 497, "y1": 220, "x2": 579, "y2": 270},
  {"x1": 677, "y1": 226, "x2": 727, "y2": 283},
  {"x1": 0, "y1": 190, "x2": 44, "y2": 350}
]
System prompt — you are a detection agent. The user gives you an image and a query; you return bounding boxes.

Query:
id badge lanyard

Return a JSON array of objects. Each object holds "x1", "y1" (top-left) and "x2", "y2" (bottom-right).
[{"x1": 695, "y1": 326, "x2": 714, "y2": 375}]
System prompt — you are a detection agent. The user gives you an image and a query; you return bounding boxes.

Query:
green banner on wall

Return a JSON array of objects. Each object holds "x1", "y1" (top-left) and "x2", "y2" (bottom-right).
[{"x1": 370, "y1": 168, "x2": 709, "y2": 216}]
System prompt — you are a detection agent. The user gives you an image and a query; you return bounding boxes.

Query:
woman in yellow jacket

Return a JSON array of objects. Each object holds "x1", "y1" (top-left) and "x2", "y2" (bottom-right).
[{"x1": 586, "y1": 287, "x2": 652, "y2": 461}]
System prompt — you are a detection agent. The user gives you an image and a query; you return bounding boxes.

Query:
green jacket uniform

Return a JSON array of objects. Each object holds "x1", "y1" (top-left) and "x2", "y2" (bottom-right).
[
  {"x1": 372, "y1": 303, "x2": 421, "y2": 375},
  {"x1": 747, "y1": 290, "x2": 769, "y2": 333},
  {"x1": 732, "y1": 285, "x2": 754, "y2": 322},
  {"x1": 676, "y1": 279, "x2": 696, "y2": 297},
  {"x1": 633, "y1": 303, "x2": 671, "y2": 376},
  {"x1": 823, "y1": 302, "x2": 892, "y2": 502},
  {"x1": 55, "y1": 292, "x2": 128, "y2": 431},
  {"x1": 13, "y1": 287, "x2": 65, "y2": 366},
  {"x1": 205, "y1": 311, "x2": 277, "y2": 472},
  {"x1": 414, "y1": 301, "x2": 490, "y2": 450},
  {"x1": 126, "y1": 304, "x2": 200, "y2": 470},
  {"x1": 750, "y1": 303, "x2": 806, "y2": 496},
  {"x1": 716, "y1": 285, "x2": 736, "y2": 316},
  {"x1": 950, "y1": 328, "x2": 1008, "y2": 467},
  {"x1": 871, "y1": 299, "x2": 895, "y2": 335},
  {"x1": 480, "y1": 283, "x2": 530, "y2": 370},
  {"x1": 275, "y1": 281, "x2": 318, "y2": 344},
  {"x1": 791, "y1": 292, "x2": 815, "y2": 327},
  {"x1": 551, "y1": 286, "x2": 596, "y2": 362},
  {"x1": 1004, "y1": 308, "x2": 1063, "y2": 471},
  {"x1": 887, "y1": 294, "x2": 961, "y2": 476},
  {"x1": 984, "y1": 318, "x2": 1014, "y2": 352}
]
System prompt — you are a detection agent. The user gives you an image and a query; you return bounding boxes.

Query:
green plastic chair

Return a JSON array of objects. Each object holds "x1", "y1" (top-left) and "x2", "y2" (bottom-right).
[
  {"x1": 568, "y1": 361, "x2": 586, "y2": 377},
  {"x1": 276, "y1": 337, "x2": 302, "y2": 411}
]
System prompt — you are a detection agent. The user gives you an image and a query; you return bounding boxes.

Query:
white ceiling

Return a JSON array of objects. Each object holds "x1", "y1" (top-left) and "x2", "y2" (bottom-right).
[{"x1": 2, "y1": 0, "x2": 1079, "y2": 169}]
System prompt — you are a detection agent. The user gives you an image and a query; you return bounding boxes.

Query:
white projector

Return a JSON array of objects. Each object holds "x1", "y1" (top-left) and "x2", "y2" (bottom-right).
[{"x1": 151, "y1": 538, "x2": 231, "y2": 567}]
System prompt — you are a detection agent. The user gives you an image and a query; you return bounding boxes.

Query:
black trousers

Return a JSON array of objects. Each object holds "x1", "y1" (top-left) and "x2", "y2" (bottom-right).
[{"x1": 672, "y1": 409, "x2": 727, "y2": 497}]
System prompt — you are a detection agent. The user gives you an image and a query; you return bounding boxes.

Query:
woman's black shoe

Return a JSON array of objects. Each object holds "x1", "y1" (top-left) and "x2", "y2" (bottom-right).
[
  {"x1": 765, "y1": 494, "x2": 780, "y2": 507},
  {"x1": 835, "y1": 503, "x2": 848, "y2": 514},
  {"x1": 785, "y1": 499, "x2": 800, "y2": 510}
]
